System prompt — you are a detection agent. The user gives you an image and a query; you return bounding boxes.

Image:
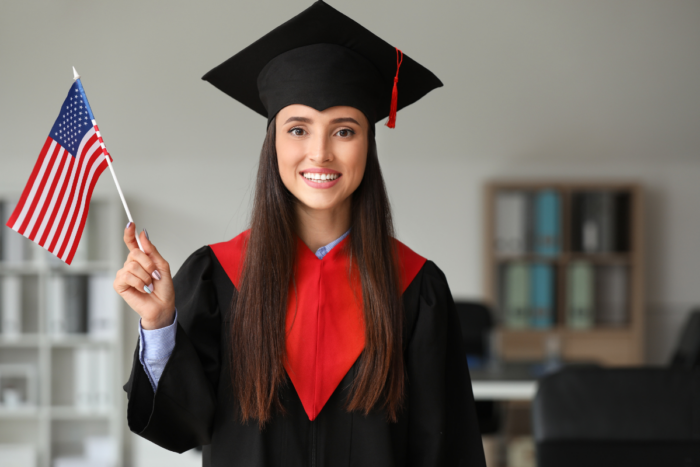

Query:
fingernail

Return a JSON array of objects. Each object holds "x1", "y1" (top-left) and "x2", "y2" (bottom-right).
[
  {"x1": 152, "y1": 270, "x2": 161, "y2": 281},
  {"x1": 126, "y1": 221, "x2": 132, "y2": 229},
  {"x1": 144, "y1": 284, "x2": 153, "y2": 294},
  {"x1": 143, "y1": 228, "x2": 149, "y2": 240}
]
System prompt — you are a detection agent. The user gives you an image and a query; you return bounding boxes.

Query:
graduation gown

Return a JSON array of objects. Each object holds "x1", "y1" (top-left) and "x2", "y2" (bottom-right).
[{"x1": 124, "y1": 230, "x2": 486, "y2": 467}]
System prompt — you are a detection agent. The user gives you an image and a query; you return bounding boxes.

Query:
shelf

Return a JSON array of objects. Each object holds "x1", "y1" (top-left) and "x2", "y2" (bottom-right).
[
  {"x1": 49, "y1": 336, "x2": 116, "y2": 347},
  {"x1": 494, "y1": 253, "x2": 631, "y2": 264},
  {"x1": 499, "y1": 327, "x2": 634, "y2": 337},
  {"x1": 0, "y1": 262, "x2": 114, "y2": 274},
  {"x1": 0, "y1": 407, "x2": 41, "y2": 419},
  {"x1": 567, "y1": 253, "x2": 631, "y2": 264},
  {"x1": 485, "y1": 181, "x2": 645, "y2": 366},
  {"x1": 48, "y1": 262, "x2": 114, "y2": 274},
  {"x1": 0, "y1": 263, "x2": 43, "y2": 274},
  {"x1": 0, "y1": 335, "x2": 42, "y2": 347},
  {"x1": 50, "y1": 406, "x2": 113, "y2": 420},
  {"x1": 494, "y1": 254, "x2": 562, "y2": 263},
  {"x1": 0, "y1": 195, "x2": 125, "y2": 467}
]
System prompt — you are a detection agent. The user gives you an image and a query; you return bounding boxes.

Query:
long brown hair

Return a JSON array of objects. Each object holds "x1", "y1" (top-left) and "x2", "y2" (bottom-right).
[{"x1": 230, "y1": 119, "x2": 404, "y2": 426}]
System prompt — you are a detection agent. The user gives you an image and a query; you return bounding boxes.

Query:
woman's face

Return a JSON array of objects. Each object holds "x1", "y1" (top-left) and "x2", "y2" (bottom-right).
[{"x1": 276, "y1": 104, "x2": 368, "y2": 214}]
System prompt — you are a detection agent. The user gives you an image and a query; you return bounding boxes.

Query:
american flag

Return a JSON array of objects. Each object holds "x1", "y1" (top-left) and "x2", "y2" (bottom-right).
[{"x1": 5, "y1": 79, "x2": 112, "y2": 264}]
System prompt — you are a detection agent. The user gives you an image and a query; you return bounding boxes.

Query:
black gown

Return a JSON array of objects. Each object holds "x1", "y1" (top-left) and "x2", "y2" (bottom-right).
[{"x1": 123, "y1": 232, "x2": 486, "y2": 467}]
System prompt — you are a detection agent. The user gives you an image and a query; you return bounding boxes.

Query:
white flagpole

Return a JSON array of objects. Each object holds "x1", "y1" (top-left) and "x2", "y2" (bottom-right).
[{"x1": 73, "y1": 67, "x2": 144, "y2": 253}]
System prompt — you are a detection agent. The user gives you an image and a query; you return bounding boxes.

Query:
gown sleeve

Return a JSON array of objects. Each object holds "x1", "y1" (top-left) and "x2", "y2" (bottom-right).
[
  {"x1": 404, "y1": 260, "x2": 486, "y2": 467},
  {"x1": 123, "y1": 246, "x2": 222, "y2": 453}
]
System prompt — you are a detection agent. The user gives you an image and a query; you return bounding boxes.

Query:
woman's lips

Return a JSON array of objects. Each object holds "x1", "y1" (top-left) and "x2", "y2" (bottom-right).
[{"x1": 300, "y1": 170, "x2": 342, "y2": 189}]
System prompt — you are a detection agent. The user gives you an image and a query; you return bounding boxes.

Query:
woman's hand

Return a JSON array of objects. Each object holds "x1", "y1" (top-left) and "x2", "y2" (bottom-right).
[{"x1": 113, "y1": 223, "x2": 176, "y2": 330}]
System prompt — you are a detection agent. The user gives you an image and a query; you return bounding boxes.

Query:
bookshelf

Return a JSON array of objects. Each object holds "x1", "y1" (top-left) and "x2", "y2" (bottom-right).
[
  {"x1": 484, "y1": 181, "x2": 645, "y2": 365},
  {"x1": 0, "y1": 196, "x2": 125, "y2": 467}
]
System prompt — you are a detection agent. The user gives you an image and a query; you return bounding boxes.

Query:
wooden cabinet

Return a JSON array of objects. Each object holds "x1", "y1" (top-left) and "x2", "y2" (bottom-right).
[{"x1": 484, "y1": 181, "x2": 645, "y2": 365}]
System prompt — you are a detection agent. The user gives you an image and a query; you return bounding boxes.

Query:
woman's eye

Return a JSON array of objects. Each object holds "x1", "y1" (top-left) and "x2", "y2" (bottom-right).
[
  {"x1": 289, "y1": 127, "x2": 306, "y2": 136},
  {"x1": 336, "y1": 128, "x2": 355, "y2": 138}
]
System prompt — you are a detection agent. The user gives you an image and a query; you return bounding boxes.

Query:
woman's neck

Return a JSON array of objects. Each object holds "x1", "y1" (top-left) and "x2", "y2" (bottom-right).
[{"x1": 295, "y1": 198, "x2": 352, "y2": 252}]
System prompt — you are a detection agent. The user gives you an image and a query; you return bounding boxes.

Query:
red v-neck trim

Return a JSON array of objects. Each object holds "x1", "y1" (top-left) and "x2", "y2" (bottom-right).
[{"x1": 210, "y1": 230, "x2": 426, "y2": 420}]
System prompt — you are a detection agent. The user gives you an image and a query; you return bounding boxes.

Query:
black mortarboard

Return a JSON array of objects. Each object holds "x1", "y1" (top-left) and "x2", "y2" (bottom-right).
[{"x1": 202, "y1": 1, "x2": 442, "y2": 130}]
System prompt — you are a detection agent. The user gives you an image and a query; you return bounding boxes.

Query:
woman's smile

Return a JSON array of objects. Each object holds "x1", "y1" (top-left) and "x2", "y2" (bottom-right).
[{"x1": 300, "y1": 168, "x2": 342, "y2": 189}]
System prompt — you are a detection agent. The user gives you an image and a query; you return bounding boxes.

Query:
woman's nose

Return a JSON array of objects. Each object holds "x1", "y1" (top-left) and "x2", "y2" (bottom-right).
[{"x1": 308, "y1": 133, "x2": 333, "y2": 163}]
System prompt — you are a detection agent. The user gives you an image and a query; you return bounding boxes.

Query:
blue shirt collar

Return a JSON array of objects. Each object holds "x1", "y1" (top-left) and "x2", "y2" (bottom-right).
[{"x1": 314, "y1": 228, "x2": 350, "y2": 260}]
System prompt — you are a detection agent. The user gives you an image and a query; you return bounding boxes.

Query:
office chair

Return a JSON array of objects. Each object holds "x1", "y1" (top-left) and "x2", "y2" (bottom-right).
[
  {"x1": 670, "y1": 309, "x2": 700, "y2": 368},
  {"x1": 454, "y1": 301, "x2": 501, "y2": 435},
  {"x1": 532, "y1": 367, "x2": 700, "y2": 467}
]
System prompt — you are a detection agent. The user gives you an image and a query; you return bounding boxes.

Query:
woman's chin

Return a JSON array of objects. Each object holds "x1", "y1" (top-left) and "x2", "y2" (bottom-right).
[{"x1": 295, "y1": 194, "x2": 347, "y2": 213}]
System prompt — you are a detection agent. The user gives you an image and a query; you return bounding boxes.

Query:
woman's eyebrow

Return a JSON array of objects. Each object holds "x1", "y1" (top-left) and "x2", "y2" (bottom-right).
[
  {"x1": 330, "y1": 117, "x2": 360, "y2": 125},
  {"x1": 284, "y1": 116, "x2": 361, "y2": 125},
  {"x1": 284, "y1": 116, "x2": 313, "y2": 124}
]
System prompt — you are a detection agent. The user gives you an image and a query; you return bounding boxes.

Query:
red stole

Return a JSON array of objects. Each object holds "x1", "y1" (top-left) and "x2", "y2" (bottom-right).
[{"x1": 210, "y1": 230, "x2": 426, "y2": 420}]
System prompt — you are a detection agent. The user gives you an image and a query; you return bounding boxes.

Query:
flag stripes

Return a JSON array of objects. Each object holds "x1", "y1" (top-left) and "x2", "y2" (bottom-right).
[{"x1": 7, "y1": 128, "x2": 110, "y2": 264}]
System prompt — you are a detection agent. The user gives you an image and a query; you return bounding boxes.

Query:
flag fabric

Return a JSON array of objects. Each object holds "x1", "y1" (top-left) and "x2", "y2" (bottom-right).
[{"x1": 6, "y1": 79, "x2": 112, "y2": 264}]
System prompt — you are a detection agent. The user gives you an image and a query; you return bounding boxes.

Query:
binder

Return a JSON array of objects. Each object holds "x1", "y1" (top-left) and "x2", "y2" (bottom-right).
[
  {"x1": 64, "y1": 275, "x2": 88, "y2": 334},
  {"x1": 95, "y1": 348, "x2": 111, "y2": 409},
  {"x1": 495, "y1": 191, "x2": 528, "y2": 255},
  {"x1": 582, "y1": 193, "x2": 603, "y2": 253},
  {"x1": 1, "y1": 276, "x2": 22, "y2": 336},
  {"x1": 567, "y1": 261, "x2": 594, "y2": 329},
  {"x1": 534, "y1": 190, "x2": 560, "y2": 256},
  {"x1": 1, "y1": 200, "x2": 26, "y2": 263},
  {"x1": 47, "y1": 275, "x2": 67, "y2": 336},
  {"x1": 571, "y1": 192, "x2": 584, "y2": 251},
  {"x1": 88, "y1": 273, "x2": 118, "y2": 341},
  {"x1": 595, "y1": 265, "x2": 628, "y2": 326},
  {"x1": 74, "y1": 347, "x2": 91, "y2": 411},
  {"x1": 530, "y1": 263, "x2": 554, "y2": 328},
  {"x1": 598, "y1": 192, "x2": 616, "y2": 252},
  {"x1": 504, "y1": 262, "x2": 530, "y2": 328},
  {"x1": 614, "y1": 193, "x2": 631, "y2": 252}
]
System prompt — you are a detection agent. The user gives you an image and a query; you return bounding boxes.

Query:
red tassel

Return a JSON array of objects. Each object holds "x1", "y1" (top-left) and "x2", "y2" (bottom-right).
[{"x1": 385, "y1": 47, "x2": 403, "y2": 129}]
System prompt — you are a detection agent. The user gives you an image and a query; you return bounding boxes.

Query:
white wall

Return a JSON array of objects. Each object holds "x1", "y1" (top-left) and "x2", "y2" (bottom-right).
[{"x1": 2, "y1": 0, "x2": 699, "y2": 406}]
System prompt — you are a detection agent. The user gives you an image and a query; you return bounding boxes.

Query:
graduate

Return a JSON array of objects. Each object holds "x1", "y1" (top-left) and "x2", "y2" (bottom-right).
[{"x1": 116, "y1": 2, "x2": 486, "y2": 466}]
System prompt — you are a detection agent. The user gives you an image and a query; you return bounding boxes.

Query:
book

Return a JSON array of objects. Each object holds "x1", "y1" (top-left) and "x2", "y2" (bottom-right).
[
  {"x1": 1, "y1": 276, "x2": 22, "y2": 336},
  {"x1": 88, "y1": 273, "x2": 118, "y2": 341},
  {"x1": 64, "y1": 275, "x2": 88, "y2": 334},
  {"x1": 530, "y1": 263, "x2": 554, "y2": 328},
  {"x1": 495, "y1": 191, "x2": 528, "y2": 255},
  {"x1": 503, "y1": 262, "x2": 530, "y2": 328},
  {"x1": 534, "y1": 190, "x2": 560, "y2": 256},
  {"x1": 567, "y1": 261, "x2": 594, "y2": 329},
  {"x1": 595, "y1": 265, "x2": 628, "y2": 326}
]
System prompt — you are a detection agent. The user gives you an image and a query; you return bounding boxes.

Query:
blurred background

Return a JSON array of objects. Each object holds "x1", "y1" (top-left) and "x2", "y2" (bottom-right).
[{"x1": 1, "y1": 1, "x2": 699, "y2": 466}]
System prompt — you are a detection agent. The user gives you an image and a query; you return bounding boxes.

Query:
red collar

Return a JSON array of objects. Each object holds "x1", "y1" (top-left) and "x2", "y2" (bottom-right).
[{"x1": 210, "y1": 230, "x2": 426, "y2": 420}]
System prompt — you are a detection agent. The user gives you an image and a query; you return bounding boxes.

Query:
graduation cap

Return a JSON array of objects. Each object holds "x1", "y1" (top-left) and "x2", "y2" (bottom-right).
[{"x1": 202, "y1": 0, "x2": 442, "y2": 130}]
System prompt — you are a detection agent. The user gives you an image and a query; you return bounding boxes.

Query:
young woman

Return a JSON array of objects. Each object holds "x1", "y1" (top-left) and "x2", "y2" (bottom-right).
[{"x1": 116, "y1": 2, "x2": 485, "y2": 466}]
